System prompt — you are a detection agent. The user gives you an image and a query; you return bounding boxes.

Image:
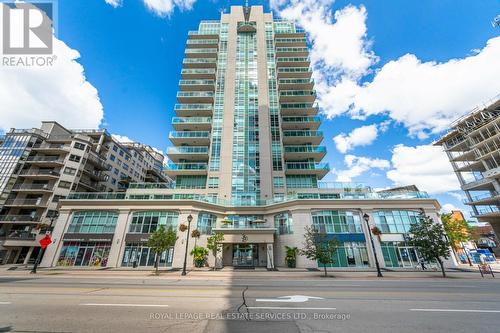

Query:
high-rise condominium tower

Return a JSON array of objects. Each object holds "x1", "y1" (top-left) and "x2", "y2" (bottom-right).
[{"x1": 166, "y1": 5, "x2": 327, "y2": 205}]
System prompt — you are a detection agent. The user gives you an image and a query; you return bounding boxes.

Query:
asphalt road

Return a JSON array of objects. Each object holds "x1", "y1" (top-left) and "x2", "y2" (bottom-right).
[{"x1": 0, "y1": 275, "x2": 499, "y2": 333}]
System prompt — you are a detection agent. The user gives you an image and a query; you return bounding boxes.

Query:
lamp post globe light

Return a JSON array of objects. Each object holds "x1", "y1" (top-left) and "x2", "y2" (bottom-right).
[
  {"x1": 181, "y1": 214, "x2": 193, "y2": 276},
  {"x1": 31, "y1": 211, "x2": 59, "y2": 274},
  {"x1": 363, "y1": 213, "x2": 383, "y2": 278}
]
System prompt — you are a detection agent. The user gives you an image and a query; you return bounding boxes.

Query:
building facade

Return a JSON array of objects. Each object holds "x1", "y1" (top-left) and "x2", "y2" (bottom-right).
[
  {"x1": 435, "y1": 96, "x2": 500, "y2": 249},
  {"x1": 40, "y1": 6, "x2": 456, "y2": 271},
  {"x1": 0, "y1": 121, "x2": 168, "y2": 265}
]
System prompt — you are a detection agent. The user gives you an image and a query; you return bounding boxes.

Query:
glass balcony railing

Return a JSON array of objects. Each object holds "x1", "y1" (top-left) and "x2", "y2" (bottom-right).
[
  {"x1": 174, "y1": 103, "x2": 212, "y2": 111},
  {"x1": 275, "y1": 38, "x2": 307, "y2": 43},
  {"x1": 276, "y1": 57, "x2": 310, "y2": 63},
  {"x1": 278, "y1": 78, "x2": 314, "y2": 85},
  {"x1": 165, "y1": 163, "x2": 208, "y2": 171},
  {"x1": 67, "y1": 192, "x2": 127, "y2": 200},
  {"x1": 183, "y1": 58, "x2": 217, "y2": 65},
  {"x1": 285, "y1": 162, "x2": 329, "y2": 171},
  {"x1": 179, "y1": 80, "x2": 215, "y2": 86},
  {"x1": 176, "y1": 92, "x2": 214, "y2": 98},
  {"x1": 280, "y1": 103, "x2": 318, "y2": 110},
  {"x1": 181, "y1": 69, "x2": 216, "y2": 75},
  {"x1": 278, "y1": 67, "x2": 312, "y2": 74},
  {"x1": 284, "y1": 145, "x2": 326, "y2": 154},
  {"x1": 280, "y1": 90, "x2": 316, "y2": 97},
  {"x1": 276, "y1": 47, "x2": 308, "y2": 53},
  {"x1": 283, "y1": 130, "x2": 323, "y2": 137},
  {"x1": 167, "y1": 146, "x2": 209, "y2": 155},
  {"x1": 282, "y1": 117, "x2": 320, "y2": 123},
  {"x1": 169, "y1": 131, "x2": 210, "y2": 139},
  {"x1": 172, "y1": 117, "x2": 212, "y2": 125},
  {"x1": 186, "y1": 39, "x2": 219, "y2": 45},
  {"x1": 185, "y1": 48, "x2": 218, "y2": 54}
]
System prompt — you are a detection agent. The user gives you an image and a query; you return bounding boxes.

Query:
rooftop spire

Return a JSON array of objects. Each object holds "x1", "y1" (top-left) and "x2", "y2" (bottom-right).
[{"x1": 244, "y1": 0, "x2": 250, "y2": 22}]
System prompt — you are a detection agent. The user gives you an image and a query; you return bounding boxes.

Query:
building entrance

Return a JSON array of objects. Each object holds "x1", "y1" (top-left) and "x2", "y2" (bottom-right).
[{"x1": 232, "y1": 244, "x2": 258, "y2": 267}]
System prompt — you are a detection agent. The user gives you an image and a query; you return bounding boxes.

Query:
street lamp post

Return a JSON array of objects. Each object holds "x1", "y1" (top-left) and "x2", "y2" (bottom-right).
[
  {"x1": 181, "y1": 214, "x2": 193, "y2": 276},
  {"x1": 363, "y1": 213, "x2": 383, "y2": 277},
  {"x1": 31, "y1": 211, "x2": 59, "y2": 274}
]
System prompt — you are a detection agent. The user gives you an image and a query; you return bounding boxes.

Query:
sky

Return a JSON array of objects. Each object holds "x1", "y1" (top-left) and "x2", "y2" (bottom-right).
[{"x1": 1, "y1": 0, "x2": 499, "y2": 217}]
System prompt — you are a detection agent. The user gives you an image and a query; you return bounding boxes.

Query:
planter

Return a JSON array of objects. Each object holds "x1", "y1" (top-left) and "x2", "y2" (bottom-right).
[{"x1": 286, "y1": 259, "x2": 296, "y2": 268}]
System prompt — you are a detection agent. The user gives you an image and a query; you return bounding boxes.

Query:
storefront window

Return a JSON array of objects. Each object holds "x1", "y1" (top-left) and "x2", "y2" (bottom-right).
[
  {"x1": 311, "y1": 210, "x2": 362, "y2": 234},
  {"x1": 374, "y1": 210, "x2": 420, "y2": 234},
  {"x1": 57, "y1": 241, "x2": 111, "y2": 267},
  {"x1": 67, "y1": 211, "x2": 118, "y2": 234},
  {"x1": 274, "y1": 212, "x2": 293, "y2": 235},
  {"x1": 128, "y1": 211, "x2": 179, "y2": 234},
  {"x1": 321, "y1": 242, "x2": 369, "y2": 267},
  {"x1": 121, "y1": 243, "x2": 174, "y2": 267},
  {"x1": 197, "y1": 213, "x2": 217, "y2": 234},
  {"x1": 381, "y1": 241, "x2": 421, "y2": 268}
]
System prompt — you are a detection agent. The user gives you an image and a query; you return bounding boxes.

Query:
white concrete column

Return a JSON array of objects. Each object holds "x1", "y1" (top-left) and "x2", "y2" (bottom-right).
[
  {"x1": 290, "y1": 209, "x2": 316, "y2": 268},
  {"x1": 107, "y1": 210, "x2": 131, "y2": 268},
  {"x1": 266, "y1": 243, "x2": 274, "y2": 269},
  {"x1": 40, "y1": 210, "x2": 72, "y2": 267},
  {"x1": 360, "y1": 209, "x2": 386, "y2": 268},
  {"x1": 171, "y1": 211, "x2": 199, "y2": 269},
  {"x1": 23, "y1": 247, "x2": 34, "y2": 265}
]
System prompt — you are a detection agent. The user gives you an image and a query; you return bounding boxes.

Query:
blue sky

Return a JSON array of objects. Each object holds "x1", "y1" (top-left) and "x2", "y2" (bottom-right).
[{"x1": 2, "y1": 0, "x2": 500, "y2": 217}]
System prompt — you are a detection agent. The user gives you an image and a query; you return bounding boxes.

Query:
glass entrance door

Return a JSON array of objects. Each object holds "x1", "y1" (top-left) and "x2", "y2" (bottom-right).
[
  {"x1": 233, "y1": 244, "x2": 257, "y2": 267},
  {"x1": 398, "y1": 247, "x2": 418, "y2": 267}
]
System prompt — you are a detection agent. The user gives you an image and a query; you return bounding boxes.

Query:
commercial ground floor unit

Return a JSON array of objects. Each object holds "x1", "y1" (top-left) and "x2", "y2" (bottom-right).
[{"x1": 38, "y1": 198, "x2": 458, "y2": 270}]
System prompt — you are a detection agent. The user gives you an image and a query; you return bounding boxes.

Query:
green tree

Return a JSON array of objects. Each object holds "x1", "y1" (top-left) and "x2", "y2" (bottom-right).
[
  {"x1": 207, "y1": 232, "x2": 224, "y2": 270},
  {"x1": 441, "y1": 214, "x2": 471, "y2": 251},
  {"x1": 408, "y1": 215, "x2": 451, "y2": 277},
  {"x1": 146, "y1": 226, "x2": 178, "y2": 275},
  {"x1": 285, "y1": 246, "x2": 299, "y2": 268},
  {"x1": 300, "y1": 226, "x2": 339, "y2": 277},
  {"x1": 190, "y1": 246, "x2": 209, "y2": 268}
]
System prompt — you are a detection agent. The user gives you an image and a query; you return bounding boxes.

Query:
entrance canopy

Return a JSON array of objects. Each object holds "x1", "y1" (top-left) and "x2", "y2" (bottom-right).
[{"x1": 213, "y1": 228, "x2": 275, "y2": 244}]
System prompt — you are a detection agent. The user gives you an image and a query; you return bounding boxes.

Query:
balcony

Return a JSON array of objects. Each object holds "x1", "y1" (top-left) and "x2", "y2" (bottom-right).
[
  {"x1": 12, "y1": 183, "x2": 54, "y2": 193},
  {"x1": 186, "y1": 38, "x2": 219, "y2": 48},
  {"x1": 184, "y1": 48, "x2": 218, "y2": 58},
  {"x1": 172, "y1": 117, "x2": 212, "y2": 131},
  {"x1": 283, "y1": 145, "x2": 326, "y2": 161},
  {"x1": 82, "y1": 168, "x2": 108, "y2": 182},
  {"x1": 18, "y1": 169, "x2": 60, "y2": 179},
  {"x1": 282, "y1": 130, "x2": 323, "y2": 145},
  {"x1": 31, "y1": 143, "x2": 70, "y2": 153},
  {"x1": 179, "y1": 80, "x2": 215, "y2": 91},
  {"x1": 176, "y1": 91, "x2": 214, "y2": 103},
  {"x1": 164, "y1": 163, "x2": 208, "y2": 177},
  {"x1": 4, "y1": 198, "x2": 48, "y2": 207},
  {"x1": 281, "y1": 116, "x2": 320, "y2": 130},
  {"x1": 285, "y1": 162, "x2": 329, "y2": 178},
  {"x1": 277, "y1": 67, "x2": 312, "y2": 79},
  {"x1": 187, "y1": 31, "x2": 219, "y2": 39},
  {"x1": 279, "y1": 90, "x2": 316, "y2": 103},
  {"x1": 275, "y1": 37, "x2": 307, "y2": 47},
  {"x1": 182, "y1": 58, "x2": 217, "y2": 68},
  {"x1": 85, "y1": 152, "x2": 108, "y2": 170},
  {"x1": 485, "y1": 166, "x2": 500, "y2": 179},
  {"x1": 174, "y1": 103, "x2": 213, "y2": 117},
  {"x1": 276, "y1": 47, "x2": 308, "y2": 57},
  {"x1": 3, "y1": 230, "x2": 41, "y2": 247},
  {"x1": 276, "y1": 57, "x2": 310, "y2": 67},
  {"x1": 78, "y1": 178, "x2": 107, "y2": 192},
  {"x1": 169, "y1": 131, "x2": 210, "y2": 145},
  {"x1": 274, "y1": 30, "x2": 306, "y2": 39},
  {"x1": 181, "y1": 68, "x2": 216, "y2": 79},
  {"x1": 464, "y1": 191, "x2": 500, "y2": 205},
  {"x1": 278, "y1": 78, "x2": 314, "y2": 90},
  {"x1": 166, "y1": 146, "x2": 209, "y2": 162},
  {"x1": 473, "y1": 205, "x2": 500, "y2": 218},
  {"x1": 280, "y1": 103, "x2": 319, "y2": 116},
  {"x1": 25, "y1": 156, "x2": 65, "y2": 166},
  {"x1": 0, "y1": 215, "x2": 41, "y2": 224},
  {"x1": 461, "y1": 176, "x2": 494, "y2": 191}
]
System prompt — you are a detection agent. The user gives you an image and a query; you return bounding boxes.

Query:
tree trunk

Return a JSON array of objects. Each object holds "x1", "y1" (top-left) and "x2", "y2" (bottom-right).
[
  {"x1": 437, "y1": 257, "x2": 446, "y2": 278},
  {"x1": 323, "y1": 263, "x2": 328, "y2": 277},
  {"x1": 155, "y1": 253, "x2": 160, "y2": 275}
]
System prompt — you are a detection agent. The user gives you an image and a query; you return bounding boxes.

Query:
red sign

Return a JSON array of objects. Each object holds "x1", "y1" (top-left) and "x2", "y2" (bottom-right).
[{"x1": 39, "y1": 235, "x2": 52, "y2": 249}]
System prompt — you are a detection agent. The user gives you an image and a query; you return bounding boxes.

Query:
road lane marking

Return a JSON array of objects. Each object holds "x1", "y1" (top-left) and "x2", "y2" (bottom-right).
[
  {"x1": 248, "y1": 307, "x2": 336, "y2": 310},
  {"x1": 256, "y1": 295, "x2": 324, "y2": 303},
  {"x1": 0, "y1": 302, "x2": 11, "y2": 305},
  {"x1": 80, "y1": 303, "x2": 169, "y2": 307},
  {"x1": 410, "y1": 308, "x2": 500, "y2": 313}
]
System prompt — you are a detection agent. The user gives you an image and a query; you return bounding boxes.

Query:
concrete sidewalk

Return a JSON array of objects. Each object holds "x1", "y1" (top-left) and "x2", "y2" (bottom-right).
[{"x1": 0, "y1": 264, "x2": 496, "y2": 280}]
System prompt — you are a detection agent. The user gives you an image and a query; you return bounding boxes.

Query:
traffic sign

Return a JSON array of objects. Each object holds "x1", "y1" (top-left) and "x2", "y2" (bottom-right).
[{"x1": 39, "y1": 235, "x2": 52, "y2": 249}]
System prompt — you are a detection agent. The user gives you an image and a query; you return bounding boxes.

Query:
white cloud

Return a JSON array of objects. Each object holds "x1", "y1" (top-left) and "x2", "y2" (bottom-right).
[
  {"x1": 345, "y1": 37, "x2": 500, "y2": 137},
  {"x1": 386, "y1": 144, "x2": 461, "y2": 194},
  {"x1": 112, "y1": 134, "x2": 134, "y2": 143},
  {"x1": 104, "y1": 0, "x2": 122, "y2": 8},
  {"x1": 333, "y1": 124, "x2": 378, "y2": 153},
  {"x1": 142, "y1": 0, "x2": 196, "y2": 17},
  {"x1": 441, "y1": 203, "x2": 460, "y2": 214},
  {"x1": 272, "y1": 1, "x2": 500, "y2": 137},
  {"x1": 0, "y1": 18, "x2": 104, "y2": 131},
  {"x1": 333, "y1": 155, "x2": 390, "y2": 182}
]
